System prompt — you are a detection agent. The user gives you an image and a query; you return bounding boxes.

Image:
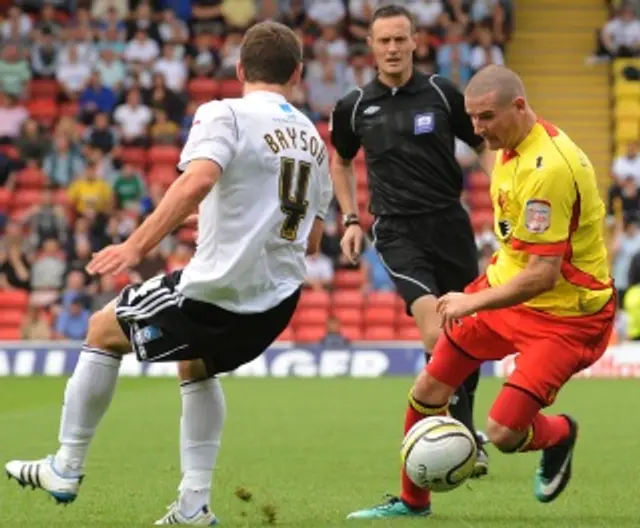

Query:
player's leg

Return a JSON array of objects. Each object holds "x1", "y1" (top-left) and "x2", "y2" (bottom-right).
[
  {"x1": 5, "y1": 298, "x2": 131, "y2": 504},
  {"x1": 155, "y1": 359, "x2": 222, "y2": 526},
  {"x1": 433, "y1": 203, "x2": 488, "y2": 476}
]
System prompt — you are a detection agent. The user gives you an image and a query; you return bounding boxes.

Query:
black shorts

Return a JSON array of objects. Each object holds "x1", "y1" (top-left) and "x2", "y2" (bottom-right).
[
  {"x1": 115, "y1": 271, "x2": 300, "y2": 375},
  {"x1": 372, "y1": 204, "x2": 479, "y2": 313}
]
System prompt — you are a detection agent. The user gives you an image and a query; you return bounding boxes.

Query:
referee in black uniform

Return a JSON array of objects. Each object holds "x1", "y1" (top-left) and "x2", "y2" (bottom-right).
[{"x1": 331, "y1": 4, "x2": 492, "y2": 479}]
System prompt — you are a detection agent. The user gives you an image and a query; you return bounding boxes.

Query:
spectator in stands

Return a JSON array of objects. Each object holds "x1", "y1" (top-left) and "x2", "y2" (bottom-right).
[
  {"x1": 84, "y1": 112, "x2": 118, "y2": 155},
  {"x1": 320, "y1": 212, "x2": 343, "y2": 267},
  {"x1": 320, "y1": 315, "x2": 351, "y2": 348},
  {"x1": 221, "y1": 0, "x2": 257, "y2": 29},
  {"x1": 67, "y1": 237, "x2": 94, "y2": 275},
  {"x1": 59, "y1": 26, "x2": 99, "y2": 67},
  {"x1": 78, "y1": 71, "x2": 117, "y2": 125},
  {"x1": 307, "y1": 0, "x2": 346, "y2": 27},
  {"x1": 0, "y1": 45, "x2": 32, "y2": 98},
  {"x1": 112, "y1": 163, "x2": 146, "y2": 211},
  {"x1": 441, "y1": 0, "x2": 471, "y2": 31},
  {"x1": 58, "y1": 270, "x2": 87, "y2": 310},
  {"x1": 95, "y1": 48, "x2": 127, "y2": 93},
  {"x1": 54, "y1": 294, "x2": 90, "y2": 340},
  {"x1": 33, "y1": 3, "x2": 62, "y2": 38},
  {"x1": 1, "y1": 6, "x2": 33, "y2": 42},
  {"x1": 348, "y1": 0, "x2": 378, "y2": 41},
  {"x1": 304, "y1": 251, "x2": 334, "y2": 291},
  {"x1": 166, "y1": 241, "x2": 194, "y2": 273},
  {"x1": 21, "y1": 304, "x2": 52, "y2": 340},
  {"x1": 146, "y1": 73, "x2": 185, "y2": 123},
  {"x1": 126, "y1": 2, "x2": 161, "y2": 42},
  {"x1": 437, "y1": 23, "x2": 472, "y2": 87},
  {"x1": 98, "y1": 25, "x2": 127, "y2": 58},
  {"x1": 191, "y1": 0, "x2": 225, "y2": 35},
  {"x1": 613, "y1": 213, "x2": 640, "y2": 302},
  {"x1": 159, "y1": 8, "x2": 190, "y2": 49},
  {"x1": 31, "y1": 28, "x2": 60, "y2": 79},
  {"x1": 360, "y1": 241, "x2": 395, "y2": 294},
  {"x1": 0, "y1": 94, "x2": 29, "y2": 145},
  {"x1": 95, "y1": 5, "x2": 127, "y2": 37},
  {"x1": 56, "y1": 45, "x2": 92, "y2": 102},
  {"x1": 113, "y1": 89, "x2": 152, "y2": 146},
  {"x1": 307, "y1": 56, "x2": 345, "y2": 121},
  {"x1": 154, "y1": 44, "x2": 188, "y2": 93},
  {"x1": 67, "y1": 163, "x2": 113, "y2": 216},
  {"x1": 470, "y1": 25, "x2": 504, "y2": 73},
  {"x1": 608, "y1": 175, "x2": 640, "y2": 227},
  {"x1": 24, "y1": 186, "x2": 68, "y2": 249},
  {"x1": 0, "y1": 221, "x2": 31, "y2": 292},
  {"x1": 90, "y1": 273, "x2": 118, "y2": 312},
  {"x1": 85, "y1": 146, "x2": 116, "y2": 183},
  {"x1": 124, "y1": 29, "x2": 160, "y2": 67},
  {"x1": 280, "y1": 0, "x2": 308, "y2": 30},
  {"x1": 600, "y1": 3, "x2": 640, "y2": 58},
  {"x1": 316, "y1": 24, "x2": 349, "y2": 62},
  {"x1": 150, "y1": 108, "x2": 179, "y2": 145},
  {"x1": 131, "y1": 244, "x2": 167, "y2": 281},
  {"x1": 29, "y1": 237, "x2": 66, "y2": 302},
  {"x1": 92, "y1": 0, "x2": 129, "y2": 21},
  {"x1": 180, "y1": 101, "x2": 198, "y2": 143},
  {"x1": 42, "y1": 134, "x2": 86, "y2": 188},
  {"x1": 407, "y1": 0, "x2": 444, "y2": 30},
  {"x1": 413, "y1": 27, "x2": 438, "y2": 74},
  {"x1": 16, "y1": 118, "x2": 51, "y2": 166},
  {"x1": 218, "y1": 28, "x2": 243, "y2": 78},
  {"x1": 612, "y1": 141, "x2": 640, "y2": 184},
  {"x1": 187, "y1": 33, "x2": 219, "y2": 78}
]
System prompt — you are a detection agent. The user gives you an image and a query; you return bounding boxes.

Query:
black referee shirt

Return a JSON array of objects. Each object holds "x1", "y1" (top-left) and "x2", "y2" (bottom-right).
[{"x1": 330, "y1": 70, "x2": 484, "y2": 216}]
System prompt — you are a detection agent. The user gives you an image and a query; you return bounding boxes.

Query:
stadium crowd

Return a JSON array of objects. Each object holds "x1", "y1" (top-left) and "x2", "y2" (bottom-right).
[{"x1": 0, "y1": 0, "x2": 513, "y2": 342}]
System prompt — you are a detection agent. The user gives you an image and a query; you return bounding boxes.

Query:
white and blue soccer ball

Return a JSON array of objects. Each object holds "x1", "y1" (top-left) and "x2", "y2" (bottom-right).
[{"x1": 401, "y1": 416, "x2": 478, "y2": 492}]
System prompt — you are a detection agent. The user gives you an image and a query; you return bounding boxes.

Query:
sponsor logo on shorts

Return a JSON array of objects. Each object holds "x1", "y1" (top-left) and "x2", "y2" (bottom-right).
[
  {"x1": 525, "y1": 199, "x2": 551, "y2": 233},
  {"x1": 134, "y1": 326, "x2": 163, "y2": 346}
]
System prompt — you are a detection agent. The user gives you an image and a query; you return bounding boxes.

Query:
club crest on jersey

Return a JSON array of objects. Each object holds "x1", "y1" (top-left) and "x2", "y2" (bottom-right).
[
  {"x1": 414, "y1": 112, "x2": 435, "y2": 135},
  {"x1": 525, "y1": 199, "x2": 551, "y2": 233}
]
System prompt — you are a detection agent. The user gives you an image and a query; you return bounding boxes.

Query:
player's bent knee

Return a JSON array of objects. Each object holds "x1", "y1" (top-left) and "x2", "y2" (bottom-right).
[
  {"x1": 410, "y1": 295, "x2": 440, "y2": 350},
  {"x1": 486, "y1": 418, "x2": 523, "y2": 452},
  {"x1": 177, "y1": 359, "x2": 210, "y2": 383},
  {"x1": 85, "y1": 302, "x2": 130, "y2": 355},
  {"x1": 413, "y1": 369, "x2": 454, "y2": 407}
]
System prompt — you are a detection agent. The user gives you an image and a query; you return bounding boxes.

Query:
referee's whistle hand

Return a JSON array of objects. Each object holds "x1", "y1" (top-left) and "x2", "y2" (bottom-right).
[{"x1": 340, "y1": 225, "x2": 364, "y2": 265}]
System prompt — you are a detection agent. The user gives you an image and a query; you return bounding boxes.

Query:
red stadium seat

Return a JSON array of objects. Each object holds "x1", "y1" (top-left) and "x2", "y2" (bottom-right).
[
  {"x1": 360, "y1": 210, "x2": 374, "y2": 233},
  {"x1": 12, "y1": 189, "x2": 42, "y2": 211},
  {"x1": 364, "y1": 305, "x2": 396, "y2": 325},
  {"x1": 218, "y1": 79, "x2": 243, "y2": 99},
  {"x1": 276, "y1": 326, "x2": 294, "y2": 341},
  {"x1": 332, "y1": 307, "x2": 362, "y2": 326},
  {"x1": 148, "y1": 145, "x2": 180, "y2": 165},
  {"x1": 341, "y1": 325, "x2": 363, "y2": 341},
  {"x1": 177, "y1": 228, "x2": 197, "y2": 244},
  {"x1": 187, "y1": 78, "x2": 219, "y2": 103},
  {"x1": 53, "y1": 189, "x2": 70, "y2": 207},
  {"x1": 0, "y1": 290, "x2": 29, "y2": 309},
  {"x1": 0, "y1": 144, "x2": 18, "y2": 159},
  {"x1": 295, "y1": 325, "x2": 326, "y2": 343},
  {"x1": 471, "y1": 209, "x2": 494, "y2": 232},
  {"x1": 298, "y1": 289, "x2": 330, "y2": 309},
  {"x1": 396, "y1": 309, "x2": 414, "y2": 328},
  {"x1": 27, "y1": 99, "x2": 58, "y2": 126},
  {"x1": 367, "y1": 291, "x2": 398, "y2": 307},
  {"x1": 29, "y1": 79, "x2": 59, "y2": 99},
  {"x1": 294, "y1": 307, "x2": 329, "y2": 327},
  {"x1": 396, "y1": 325, "x2": 422, "y2": 340},
  {"x1": 332, "y1": 289, "x2": 364, "y2": 308},
  {"x1": 364, "y1": 325, "x2": 395, "y2": 341},
  {"x1": 0, "y1": 327, "x2": 21, "y2": 340},
  {"x1": 469, "y1": 190, "x2": 492, "y2": 210},
  {"x1": 0, "y1": 187, "x2": 11, "y2": 210},
  {"x1": 315, "y1": 121, "x2": 330, "y2": 142},
  {"x1": 468, "y1": 171, "x2": 490, "y2": 190},
  {"x1": 334, "y1": 269, "x2": 364, "y2": 290},
  {"x1": 120, "y1": 147, "x2": 148, "y2": 167},
  {"x1": 147, "y1": 165, "x2": 177, "y2": 186},
  {"x1": 59, "y1": 102, "x2": 79, "y2": 118},
  {"x1": 16, "y1": 168, "x2": 47, "y2": 189},
  {"x1": 0, "y1": 310, "x2": 25, "y2": 327},
  {"x1": 113, "y1": 273, "x2": 130, "y2": 291}
]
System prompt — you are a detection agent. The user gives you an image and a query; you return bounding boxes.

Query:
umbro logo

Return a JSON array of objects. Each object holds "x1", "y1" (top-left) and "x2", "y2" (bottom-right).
[{"x1": 363, "y1": 106, "x2": 380, "y2": 115}]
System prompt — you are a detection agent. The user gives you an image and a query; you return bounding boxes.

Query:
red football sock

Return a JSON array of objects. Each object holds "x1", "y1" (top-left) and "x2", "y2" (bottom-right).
[
  {"x1": 519, "y1": 414, "x2": 571, "y2": 452},
  {"x1": 400, "y1": 394, "x2": 447, "y2": 509}
]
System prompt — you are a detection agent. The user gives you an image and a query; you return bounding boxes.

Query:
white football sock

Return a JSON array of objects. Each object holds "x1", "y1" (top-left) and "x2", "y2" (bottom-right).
[
  {"x1": 55, "y1": 347, "x2": 121, "y2": 474},
  {"x1": 178, "y1": 377, "x2": 226, "y2": 515}
]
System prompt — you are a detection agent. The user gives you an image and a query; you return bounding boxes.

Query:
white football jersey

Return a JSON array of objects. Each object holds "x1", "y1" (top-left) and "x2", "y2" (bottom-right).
[{"x1": 176, "y1": 90, "x2": 333, "y2": 313}]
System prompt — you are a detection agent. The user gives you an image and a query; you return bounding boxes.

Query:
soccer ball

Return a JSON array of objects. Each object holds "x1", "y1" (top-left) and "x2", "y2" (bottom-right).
[{"x1": 401, "y1": 416, "x2": 477, "y2": 492}]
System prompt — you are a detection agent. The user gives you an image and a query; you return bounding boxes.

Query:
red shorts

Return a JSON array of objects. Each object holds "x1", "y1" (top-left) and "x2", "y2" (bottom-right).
[{"x1": 428, "y1": 275, "x2": 616, "y2": 407}]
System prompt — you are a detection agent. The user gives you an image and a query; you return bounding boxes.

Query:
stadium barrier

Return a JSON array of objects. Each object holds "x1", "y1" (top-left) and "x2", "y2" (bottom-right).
[{"x1": 0, "y1": 341, "x2": 639, "y2": 378}]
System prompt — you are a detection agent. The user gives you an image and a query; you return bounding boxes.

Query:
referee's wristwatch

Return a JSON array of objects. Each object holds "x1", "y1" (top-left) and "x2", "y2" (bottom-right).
[{"x1": 342, "y1": 213, "x2": 360, "y2": 228}]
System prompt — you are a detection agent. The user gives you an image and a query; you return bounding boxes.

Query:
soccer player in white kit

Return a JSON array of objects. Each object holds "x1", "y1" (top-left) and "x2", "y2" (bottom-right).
[{"x1": 5, "y1": 21, "x2": 332, "y2": 526}]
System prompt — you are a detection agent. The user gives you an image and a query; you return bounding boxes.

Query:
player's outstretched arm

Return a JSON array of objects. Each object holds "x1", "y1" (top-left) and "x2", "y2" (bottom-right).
[{"x1": 127, "y1": 159, "x2": 219, "y2": 255}]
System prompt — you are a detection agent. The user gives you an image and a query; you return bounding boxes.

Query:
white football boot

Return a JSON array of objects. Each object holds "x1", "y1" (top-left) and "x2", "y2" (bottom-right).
[
  {"x1": 155, "y1": 502, "x2": 219, "y2": 525},
  {"x1": 5, "y1": 455, "x2": 82, "y2": 504}
]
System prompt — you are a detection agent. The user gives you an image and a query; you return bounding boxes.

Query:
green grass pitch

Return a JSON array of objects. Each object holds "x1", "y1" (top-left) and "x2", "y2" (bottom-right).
[{"x1": 1, "y1": 377, "x2": 639, "y2": 527}]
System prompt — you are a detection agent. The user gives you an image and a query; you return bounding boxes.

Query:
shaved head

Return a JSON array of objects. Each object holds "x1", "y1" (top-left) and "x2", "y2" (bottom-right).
[{"x1": 465, "y1": 65, "x2": 526, "y2": 107}]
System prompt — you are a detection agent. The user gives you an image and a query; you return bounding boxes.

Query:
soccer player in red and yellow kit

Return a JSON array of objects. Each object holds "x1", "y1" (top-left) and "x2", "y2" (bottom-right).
[{"x1": 347, "y1": 65, "x2": 615, "y2": 520}]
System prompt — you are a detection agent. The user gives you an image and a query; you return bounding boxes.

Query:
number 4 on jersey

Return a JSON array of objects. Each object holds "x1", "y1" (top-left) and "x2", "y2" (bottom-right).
[{"x1": 279, "y1": 157, "x2": 311, "y2": 241}]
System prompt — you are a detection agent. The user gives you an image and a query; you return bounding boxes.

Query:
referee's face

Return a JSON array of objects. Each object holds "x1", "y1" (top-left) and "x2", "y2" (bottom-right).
[{"x1": 368, "y1": 16, "x2": 416, "y2": 79}]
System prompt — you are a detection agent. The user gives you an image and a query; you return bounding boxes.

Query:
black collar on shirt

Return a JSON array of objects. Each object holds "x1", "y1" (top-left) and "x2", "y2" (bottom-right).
[{"x1": 370, "y1": 68, "x2": 426, "y2": 97}]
